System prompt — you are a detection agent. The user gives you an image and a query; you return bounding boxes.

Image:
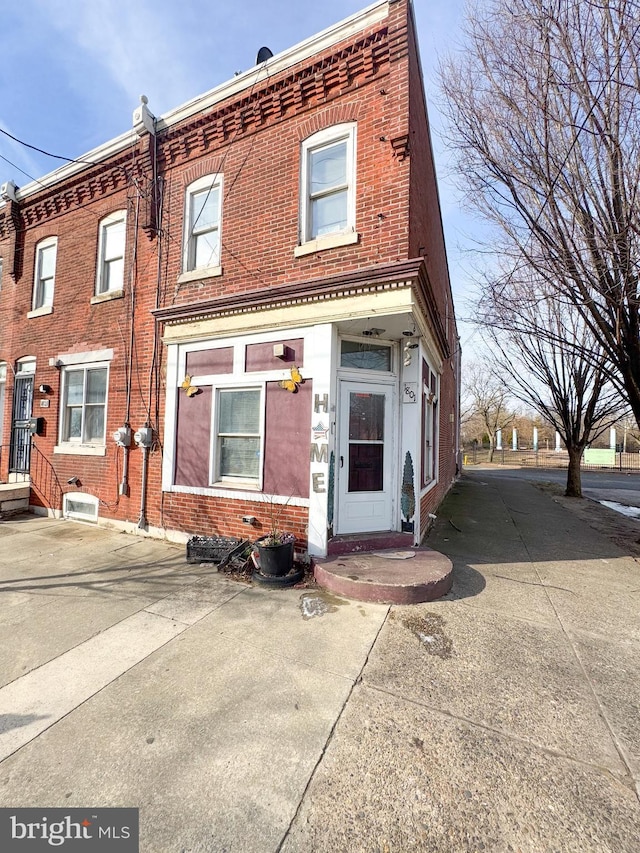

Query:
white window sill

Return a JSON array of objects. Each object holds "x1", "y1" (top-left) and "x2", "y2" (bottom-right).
[
  {"x1": 91, "y1": 289, "x2": 124, "y2": 305},
  {"x1": 212, "y1": 479, "x2": 260, "y2": 490},
  {"x1": 294, "y1": 231, "x2": 359, "y2": 257},
  {"x1": 54, "y1": 444, "x2": 107, "y2": 457},
  {"x1": 178, "y1": 265, "x2": 223, "y2": 284},
  {"x1": 27, "y1": 305, "x2": 54, "y2": 319}
]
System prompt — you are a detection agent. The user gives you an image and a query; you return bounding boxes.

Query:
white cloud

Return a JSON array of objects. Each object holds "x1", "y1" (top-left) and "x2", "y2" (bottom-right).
[{"x1": 34, "y1": 0, "x2": 201, "y2": 112}]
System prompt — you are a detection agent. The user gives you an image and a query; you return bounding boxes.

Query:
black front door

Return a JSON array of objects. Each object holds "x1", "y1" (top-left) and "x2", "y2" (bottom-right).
[{"x1": 9, "y1": 374, "x2": 34, "y2": 473}]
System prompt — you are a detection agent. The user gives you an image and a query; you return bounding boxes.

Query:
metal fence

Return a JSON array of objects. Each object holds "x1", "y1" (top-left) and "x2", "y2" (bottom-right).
[{"x1": 463, "y1": 446, "x2": 640, "y2": 472}]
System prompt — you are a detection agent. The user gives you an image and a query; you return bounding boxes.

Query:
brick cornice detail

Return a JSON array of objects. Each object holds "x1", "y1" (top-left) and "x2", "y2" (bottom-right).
[
  {"x1": 17, "y1": 148, "x2": 150, "y2": 230},
  {"x1": 152, "y1": 257, "x2": 450, "y2": 359},
  {"x1": 3, "y1": 17, "x2": 403, "y2": 231},
  {"x1": 158, "y1": 27, "x2": 391, "y2": 168}
]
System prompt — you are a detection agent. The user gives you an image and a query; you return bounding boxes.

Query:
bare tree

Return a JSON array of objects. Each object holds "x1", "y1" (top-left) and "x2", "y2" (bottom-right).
[
  {"x1": 483, "y1": 274, "x2": 621, "y2": 496},
  {"x1": 463, "y1": 363, "x2": 514, "y2": 461},
  {"x1": 440, "y1": 0, "x2": 640, "y2": 427}
]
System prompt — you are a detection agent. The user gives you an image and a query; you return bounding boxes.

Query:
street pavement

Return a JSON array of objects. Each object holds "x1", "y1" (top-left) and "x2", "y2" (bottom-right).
[{"x1": 1, "y1": 473, "x2": 639, "y2": 851}]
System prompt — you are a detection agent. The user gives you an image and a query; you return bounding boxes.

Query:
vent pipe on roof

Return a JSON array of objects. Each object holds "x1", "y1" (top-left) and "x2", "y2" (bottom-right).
[{"x1": 256, "y1": 46, "x2": 273, "y2": 64}]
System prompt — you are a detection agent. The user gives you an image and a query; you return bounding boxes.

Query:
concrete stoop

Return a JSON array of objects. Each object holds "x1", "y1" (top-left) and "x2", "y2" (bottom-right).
[
  {"x1": 0, "y1": 484, "x2": 30, "y2": 518},
  {"x1": 327, "y1": 531, "x2": 414, "y2": 556},
  {"x1": 314, "y1": 547, "x2": 453, "y2": 604}
]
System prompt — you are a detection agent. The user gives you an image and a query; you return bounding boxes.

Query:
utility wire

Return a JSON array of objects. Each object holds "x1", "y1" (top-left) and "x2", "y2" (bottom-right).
[
  {"x1": 0, "y1": 152, "x2": 40, "y2": 183},
  {"x1": 0, "y1": 125, "x2": 104, "y2": 169}
]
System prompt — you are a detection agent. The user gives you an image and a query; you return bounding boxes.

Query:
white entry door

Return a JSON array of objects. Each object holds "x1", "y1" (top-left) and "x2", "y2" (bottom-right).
[{"x1": 336, "y1": 381, "x2": 395, "y2": 534}]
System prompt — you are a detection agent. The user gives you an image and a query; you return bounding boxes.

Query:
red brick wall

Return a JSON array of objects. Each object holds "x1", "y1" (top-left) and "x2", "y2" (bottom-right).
[{"x1": 0, "y1": 0, "x2": 458, "y2": 542}]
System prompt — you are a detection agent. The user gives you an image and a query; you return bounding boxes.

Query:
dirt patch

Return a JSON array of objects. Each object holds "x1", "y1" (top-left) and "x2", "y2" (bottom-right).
[
  {"x1": 534, "y1": 480, "x2": 640, "y2": 558},
  {"x1": 401, "y1": 612, "x2": 453, "y2": 659}
]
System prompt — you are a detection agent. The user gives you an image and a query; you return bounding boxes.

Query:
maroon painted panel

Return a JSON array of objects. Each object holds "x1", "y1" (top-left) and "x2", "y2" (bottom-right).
[
  {"x1": 263, "y1": 380, "x2": 311, "y2": 498},
  {"x1": 174, "y1": 386, "x2": 212, "y2": 487},
  {"x1": 245, "y1": 339, "x2": 304, "y2": 372},
  {"x1": 186, "y1": 347, "x2": 233, "y2": 376}
]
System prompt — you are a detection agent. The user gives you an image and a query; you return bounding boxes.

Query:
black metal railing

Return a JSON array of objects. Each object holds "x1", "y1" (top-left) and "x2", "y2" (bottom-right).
[
  {"x1": 29, "y1": 442, "x2": 64, "y2": 511},
  {"x1": 0, "y1": 444, "x2": 30, "y2": 484}
]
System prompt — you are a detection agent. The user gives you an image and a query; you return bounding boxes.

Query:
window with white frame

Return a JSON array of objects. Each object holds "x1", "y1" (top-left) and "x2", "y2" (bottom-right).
[
  {"x1": 340, "y1": 339, "x2": 392, "y2": 372},
  {"x1": 33, "y1": 237, "x2": 57, "y2": 310},
  {"x1": 63, "y1": 491, "x2": 99, "y2": 523},
  {"x1": 61, "y1": 365, "x2": 108, "y2": 445},
  {"x1": 183, "y1": 175, "x2": 222, "y2": 274},
  {"x1": 422, "y1": 366, "x2": 439, "y2": 486},
  {"x1": 96, "y1": 211, "x2": 126, "y2": 294},
  {"x1": 214, "y1": 387, "x2": 262, "y2": 483},
  {"x1": 300, "y1": 123, "x2": 356, "y2": 245}
]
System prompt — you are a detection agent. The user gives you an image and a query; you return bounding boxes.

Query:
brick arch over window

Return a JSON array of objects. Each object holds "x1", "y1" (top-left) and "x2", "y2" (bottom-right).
[
  {"x1": 296, "y1": 104, "x2": 362, "y2": 142},
  {"x1": 182, "y1": 158, "x2": 225, "y2": 187}
]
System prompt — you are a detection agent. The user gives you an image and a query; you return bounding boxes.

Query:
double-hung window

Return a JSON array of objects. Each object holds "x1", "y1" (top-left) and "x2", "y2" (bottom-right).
[
  {"x1": 32, "y1": 237, "x2": 57, "y2": 312},
  {"x1": 215, "y1": 387, "x2": 262, "y2": 484},
  {"x1": 297, "y1": 123, "x2": 357, "y2": 253},
  {"x1": 62, "y1": 365, "x2": 108, "y2": 445},
  {"x1": 182, "y1": 175, "x2": 222, "y2": 277},
  {"x1": 96, "y1": 211, "x2": 126, "y2": 295}
]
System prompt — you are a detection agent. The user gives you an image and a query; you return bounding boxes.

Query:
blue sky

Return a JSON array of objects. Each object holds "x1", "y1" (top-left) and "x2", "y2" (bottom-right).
[{"x1": 0, "y1": 0, "x2": 480, "y2": 353}]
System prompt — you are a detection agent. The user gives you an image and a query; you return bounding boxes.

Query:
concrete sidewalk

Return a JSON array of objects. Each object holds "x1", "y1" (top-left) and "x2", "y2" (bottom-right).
[
  {"x1": 1, "y1": 474, "x2": 640, "y2": 851},
  {"x1": 0, "y1": 515, "x2": 389, "y2": 851},
  {"x1": 283, "y1": 472, "x2": 640, "y2": 852}
]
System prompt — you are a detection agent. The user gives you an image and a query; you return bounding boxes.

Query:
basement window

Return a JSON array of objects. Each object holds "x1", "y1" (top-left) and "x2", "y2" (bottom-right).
[{"x1": 63, "y1": 492, "x2": 99, "y2": 523}]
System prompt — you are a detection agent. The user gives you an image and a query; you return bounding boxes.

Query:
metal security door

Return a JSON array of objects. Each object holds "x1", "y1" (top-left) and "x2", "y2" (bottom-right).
[
  {"x1": 336, "y1": 381, "x2": 395, "y2": 534},
  {"x1": 9, "y1": 374, "x2": 34, "y2": 473}
]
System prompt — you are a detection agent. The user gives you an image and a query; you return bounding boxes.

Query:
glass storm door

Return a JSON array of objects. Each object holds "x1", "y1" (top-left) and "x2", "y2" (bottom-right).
[
  {"x1": 337, "y1": 381, "x2": 395, "y2": 534},
  {"x1": 10, "y1": 374, "x2": 34, "y2": 473}
]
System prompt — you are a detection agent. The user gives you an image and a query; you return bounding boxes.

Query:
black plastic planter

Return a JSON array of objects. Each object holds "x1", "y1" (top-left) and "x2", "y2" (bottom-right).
[{"x1": 254, "y1": 538, "x2": 294, "y2": 577}]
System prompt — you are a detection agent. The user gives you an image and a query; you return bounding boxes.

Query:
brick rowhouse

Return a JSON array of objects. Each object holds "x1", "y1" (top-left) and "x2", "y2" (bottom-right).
[{"x1": 0, "y1": 0, "x2": 460, "y2": 556}]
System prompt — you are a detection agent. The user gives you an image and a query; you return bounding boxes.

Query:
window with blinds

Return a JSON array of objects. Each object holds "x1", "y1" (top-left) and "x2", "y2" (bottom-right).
[{"x1": 216, "y1": 387, "x2": 262, "y2": 482}]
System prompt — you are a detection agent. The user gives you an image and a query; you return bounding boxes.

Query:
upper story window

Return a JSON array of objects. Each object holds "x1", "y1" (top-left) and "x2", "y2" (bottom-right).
[
  {"x1": 96, "y1": 211, "x2": 126, "y2": 295},
  {"x1": 32, "y1": 237, "x2": 57, "y2": 313},
  {"x1": 181, "y1": 175, "x2": 222, "y2": 280},
  {"x1": 296, "y1": 124, "x2": 357, "y2": 256}
]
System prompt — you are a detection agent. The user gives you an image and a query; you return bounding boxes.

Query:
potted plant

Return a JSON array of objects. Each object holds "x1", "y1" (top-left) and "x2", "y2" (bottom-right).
[
  {"x1": 254, "y1": 530, "x2": 296, "y2": 577},
  {"x1": 253, "y1": 495, "x2": 296, "y2": 577}
]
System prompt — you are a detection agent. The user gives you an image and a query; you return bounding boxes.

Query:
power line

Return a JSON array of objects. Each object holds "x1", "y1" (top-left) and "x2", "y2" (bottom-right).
[
  {"x1": 0, "y1": 126, "x2": 102, "y2": 169},
  {"x1": 0, "y1": 151, "x2": 40, "y2": 183}
]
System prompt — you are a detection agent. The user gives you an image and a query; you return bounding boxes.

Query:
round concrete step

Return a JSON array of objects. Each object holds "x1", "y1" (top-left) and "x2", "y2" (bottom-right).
[{"x1": 314, "y1": 547, "x2": 453, "y2": 604}]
